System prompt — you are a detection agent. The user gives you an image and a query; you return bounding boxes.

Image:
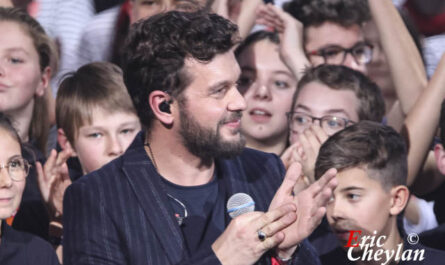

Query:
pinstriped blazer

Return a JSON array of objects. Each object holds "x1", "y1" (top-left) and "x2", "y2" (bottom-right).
[{"x1": 63, "y1": 132, "x2": 320, "y2": 265}]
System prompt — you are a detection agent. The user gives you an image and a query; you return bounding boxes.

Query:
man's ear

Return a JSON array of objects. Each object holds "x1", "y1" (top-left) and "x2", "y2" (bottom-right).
[
  {"x1": 389, "y1": 185, "x2": 410, "y2": 216},
  {"x1": 149, "y1": 90, "x2": 175, "y2": 126},
  {"x1": 434, "y1": 143, "x2": 445, "y2": 175},
  {"x1": 57, "y1": 128, "x2": 77, "y2": 157}
]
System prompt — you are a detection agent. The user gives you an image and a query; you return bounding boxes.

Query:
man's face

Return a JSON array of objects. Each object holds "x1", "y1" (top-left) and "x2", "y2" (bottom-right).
[
  {"x1": 176, "y1": 52, "x2": 247, "y2": 159},
  {"x1": 289, "y1": 81, "x2": 360, "y2": 144},
  {"x1": 305, "y1": 22, "x2": 367, "y2": 73},
  {"x1": 326, "y1": 167, "x2": 393, "y2": 250},
  {"x1": 130, "y1": 0, "x2": 202, "y2": 24}
]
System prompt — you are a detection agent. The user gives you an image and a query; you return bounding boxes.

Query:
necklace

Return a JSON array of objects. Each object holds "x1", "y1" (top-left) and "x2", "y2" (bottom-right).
[
  {"x1": 144, "y1": 141, "x2": 158, "y2": 171},
  {"x1": 144, "y1": 141, "x2": 188, "y2": 226}
]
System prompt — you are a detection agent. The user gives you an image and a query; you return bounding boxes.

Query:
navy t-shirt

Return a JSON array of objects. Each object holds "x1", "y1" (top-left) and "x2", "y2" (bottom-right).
[{"x1": 162, "y1": 175, "x2": 226, "y2": 254}]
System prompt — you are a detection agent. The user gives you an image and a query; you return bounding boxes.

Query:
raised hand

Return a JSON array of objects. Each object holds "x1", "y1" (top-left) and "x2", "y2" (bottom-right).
[
  {"x1": 297, "y1": 125, "x2": 329, "y2": 184},
  {"x1": 36, "y1": 148, "x2": 72, "y2": 220},
  {"x1": 269, "y1": 163, "x2": 337, "y2": 258},
  {"x1": 256, "y1": 3, "x2": 309, "y2": 80}
]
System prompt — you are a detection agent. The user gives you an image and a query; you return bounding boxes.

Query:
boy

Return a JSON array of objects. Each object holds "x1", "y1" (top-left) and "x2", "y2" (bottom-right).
[
  {"x1": 55, "y1": 61, "x2": 141, "y2": 177},
  {"x1": 37, "y1": 62, "x2": 141, "y2": 257},
  {"x1": 283, "y1": 64, "x2": 385, "y2": 178},
  {"x1": 315, "y1": 121, "x2": 445, "y2": 264}
]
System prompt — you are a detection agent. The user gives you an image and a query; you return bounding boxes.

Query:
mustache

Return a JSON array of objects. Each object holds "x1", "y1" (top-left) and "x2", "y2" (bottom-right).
[{"x1": 220, "y1": 112, "x2": 243, "y2": 124}]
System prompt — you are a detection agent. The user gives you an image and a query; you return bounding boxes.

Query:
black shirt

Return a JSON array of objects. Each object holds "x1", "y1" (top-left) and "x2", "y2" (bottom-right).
[
  {"x1": 12, "y1": 143, "x2": 49, "y2": 241},
  {"x1": 162, "y1": 175, "x2": 226, "y2": 254},
  {"x1": 0, "y1": 221, "x2": 59, "y2": 265}
]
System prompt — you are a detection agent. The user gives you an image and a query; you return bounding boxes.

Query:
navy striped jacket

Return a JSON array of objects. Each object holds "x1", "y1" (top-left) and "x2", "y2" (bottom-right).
[{"x1": 63, "y1": 132, "x2": 320, "y2": 265}]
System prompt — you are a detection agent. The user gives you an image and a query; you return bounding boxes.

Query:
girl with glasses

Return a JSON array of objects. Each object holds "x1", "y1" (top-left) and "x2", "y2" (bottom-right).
[{"x1": 0, "y1": 114, "x2": 59, "y2": 265}]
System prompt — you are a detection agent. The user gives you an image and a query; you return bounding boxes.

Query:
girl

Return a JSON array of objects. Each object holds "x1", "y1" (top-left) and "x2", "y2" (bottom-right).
[
  {"x1": 0, "y1": 114, "x2": 59, "y2": 265},
  {"x1": 0, "y1": 7, "x2": 56, "y2": 240},
  {"x1": 235, "y1": 31, "x2": 297, "y2": 155}
]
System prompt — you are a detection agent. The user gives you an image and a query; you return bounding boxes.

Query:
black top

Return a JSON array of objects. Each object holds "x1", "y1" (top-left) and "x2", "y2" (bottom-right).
[
  {"x1": 0, "y1": 221, "x2": 59, "y2": 265},
  {"x1": 162, "y1": 175, "x2": 225, "y2": 254},
  {"x1": 12, "y1": 143, "x2": 49, "y2": 241},
  {"x1": 420, "y1": 224, "x2": 445, "y2": 251}
]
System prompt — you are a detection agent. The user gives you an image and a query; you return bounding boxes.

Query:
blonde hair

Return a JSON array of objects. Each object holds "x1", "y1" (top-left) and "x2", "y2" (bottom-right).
[{"x1": 56, "y1": 62, "x2": 137, "y2": 144}]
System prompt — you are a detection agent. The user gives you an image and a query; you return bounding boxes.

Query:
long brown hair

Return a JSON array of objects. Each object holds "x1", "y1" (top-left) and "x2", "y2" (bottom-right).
[{"x1": 0, "y1": 7, "x2": 57, "y2": 154}]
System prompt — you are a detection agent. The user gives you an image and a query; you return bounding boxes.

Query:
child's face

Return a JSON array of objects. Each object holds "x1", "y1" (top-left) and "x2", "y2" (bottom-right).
[
  {"x1": 0, "y1": 21, "x2": 45, "y2": 115},
  {"x1": 305, "y1": 22, "x2": 367, "y2": 73},
  {"x1": 238, "y1": 39, "x2": 297, "y2": 143},
  {"x1": 326, "y1": 167, "x2": 393, "y2": 248},
  {"x1": 289, "y1": 81, "x2": 360, "y2": 144},
  {"x1": 0, "y1": 128, "x2": 26, "y2": 219},
  {"x1": 73, "y1": 109, "x2": 141, "y2": 174}
]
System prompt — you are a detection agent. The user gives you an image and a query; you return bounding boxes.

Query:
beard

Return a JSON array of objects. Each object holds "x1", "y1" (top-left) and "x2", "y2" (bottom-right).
[{"x1": 178, "y1": 104, "x2": 246, "y2": 161}]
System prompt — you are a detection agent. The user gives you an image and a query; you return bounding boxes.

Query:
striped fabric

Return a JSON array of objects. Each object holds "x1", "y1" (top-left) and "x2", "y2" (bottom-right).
[
  {"x1": 35, "y1": 0, "x2": 96, "y2": 94},
  {"x1": 63, "y1": 132, "x2": 320, "y2": 265},
  {"x1": 75, "y1": 5, "x2": 120, "y2": 69}
]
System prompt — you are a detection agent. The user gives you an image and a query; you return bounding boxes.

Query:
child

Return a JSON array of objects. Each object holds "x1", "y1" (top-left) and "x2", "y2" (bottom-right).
[
  {"x1": 0, "y1": 6, "x2": 57, "y2": 240},
  {"x1": 55, "y1": 61, "x2": 141, "y2": 176},
  {"x1": 36, "y1": 62, "x2": 141, "y2": 260},
  {"x1": 235, "y1": 30, "x2": 298, "y2": 156},
  {"x1": 315, "y1": 121, "x2": 445, "y2": 264},
  {"x1": 0, "y1": 113, "x2": 59, "y2": 265}
]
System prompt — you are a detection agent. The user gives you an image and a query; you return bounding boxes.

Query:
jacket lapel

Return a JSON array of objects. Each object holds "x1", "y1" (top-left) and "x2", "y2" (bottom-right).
[
  {"x1": 216, "y1": 156, "x2": 251, "y2": 198},
  {"x1": 121, "y1": 133, "x2": 185, "y2": 264}
]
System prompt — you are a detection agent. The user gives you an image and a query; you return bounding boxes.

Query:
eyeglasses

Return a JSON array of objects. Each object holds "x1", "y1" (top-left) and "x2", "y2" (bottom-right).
[
  {"x1": 307, "y1": 42, "x2": 374, "y2": 66},
  {"x1": 287, "y1": 112, "x2": 355, "y2": 135},
  {"x1": 0, "y1": 157, "x2": 30, "y2": 181}
]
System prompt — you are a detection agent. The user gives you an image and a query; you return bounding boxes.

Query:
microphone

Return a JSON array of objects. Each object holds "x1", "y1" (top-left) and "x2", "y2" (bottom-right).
[{"x1": 227, "y1": 193, "x2": 255, "y2": 218}]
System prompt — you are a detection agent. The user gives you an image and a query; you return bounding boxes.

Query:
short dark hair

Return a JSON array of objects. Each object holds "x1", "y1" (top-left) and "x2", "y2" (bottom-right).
[
  {"x1": 284, "y1": 0, "x2": 370, "y2": 28},
  {"x1": 315, "y1": 121, "x2": 407, "y2": 190},
  {"x1": 56, "y1": 62, "x2": 136, "y2": 144},
  {"x1": 122, "y1": 11, "x2": 239, "y2": 129},
  {"x1": 291, "y1": 65, "x2": 385, "y2": 122},
  {"x1": 235, "y1": 30, "x2": 279, "y2": 58}
]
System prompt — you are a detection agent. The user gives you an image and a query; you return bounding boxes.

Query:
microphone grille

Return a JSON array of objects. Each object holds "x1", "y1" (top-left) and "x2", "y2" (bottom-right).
[{"x1": 227, "y1": 193, "x2": 255, "y2": 218}]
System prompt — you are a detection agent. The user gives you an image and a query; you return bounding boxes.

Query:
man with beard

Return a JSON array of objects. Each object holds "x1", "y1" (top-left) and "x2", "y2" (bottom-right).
[{"x1": 63, "y1": 11, "x2": 337, "y2": 265}]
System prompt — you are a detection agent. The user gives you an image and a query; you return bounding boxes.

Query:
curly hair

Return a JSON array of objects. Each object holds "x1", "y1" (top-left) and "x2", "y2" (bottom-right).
[
  {"x1": 291, "y1": 65, "x2": 385, "y2": 123},
  {"x1": 284, "y1": 0, "x2": 370, "y2": 28},
  {"x1": 315, "y1": 121, "x2": 407, "y2": 191},
  {"x1": 122, "y1": 11, "x2": 240, "y2": 129}
]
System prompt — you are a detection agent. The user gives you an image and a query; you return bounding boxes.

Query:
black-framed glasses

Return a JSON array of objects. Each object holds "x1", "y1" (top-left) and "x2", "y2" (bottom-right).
[
  {"x1": 287, "y1": 112, "x2": 355, "y2": 135},
  {"x1": 0, "y1": 157, "x2": 30, "y2": 181},
  {"x1": 307, "y1": 42, "x2": 373, "y2": 66}
]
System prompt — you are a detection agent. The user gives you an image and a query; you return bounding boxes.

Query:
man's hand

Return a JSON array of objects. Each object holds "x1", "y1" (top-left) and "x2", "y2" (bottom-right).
[
  {"x1": 212, "y1": 203, "x2": 297, "y2": 265},
  {"x1": 36, "y1": 148, "x2": 72, "y2": 220},
  {"x1": 269, "y1": 164, "x2": 337, "y2": 259}
]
